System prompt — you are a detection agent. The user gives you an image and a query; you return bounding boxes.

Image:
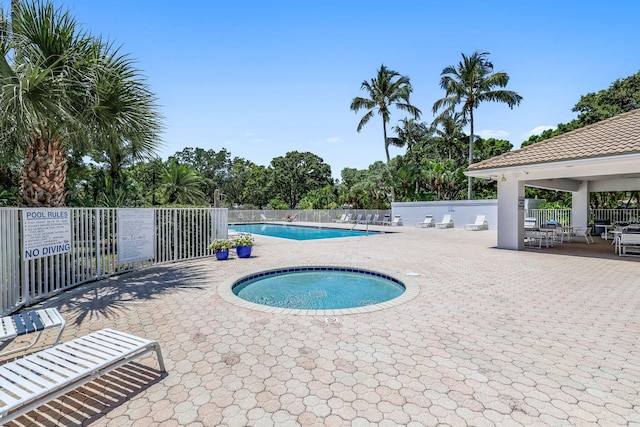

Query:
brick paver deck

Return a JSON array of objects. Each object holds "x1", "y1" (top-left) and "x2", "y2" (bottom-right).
[{"x1": 6, "y1": 224, "x2": 640, "y2": 426}]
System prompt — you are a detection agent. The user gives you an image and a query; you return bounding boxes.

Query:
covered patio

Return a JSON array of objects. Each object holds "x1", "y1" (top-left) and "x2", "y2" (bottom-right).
[{"x1": 466, "y1": 108, "x2": 640, "y2": 250}]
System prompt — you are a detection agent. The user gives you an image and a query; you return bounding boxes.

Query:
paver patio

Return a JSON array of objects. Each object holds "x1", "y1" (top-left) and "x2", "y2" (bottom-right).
[{"x1": 5, "y1": 224, "x2": 640, "y2": 426}]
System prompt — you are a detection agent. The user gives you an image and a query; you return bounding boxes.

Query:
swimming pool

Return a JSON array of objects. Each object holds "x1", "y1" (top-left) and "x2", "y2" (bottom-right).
[
  {"x1": 232, "y1": 267, "x2": 405, "y2": 310},
  {"x1": 229, "y1": 223, "x2": 379, "y2": 240}
]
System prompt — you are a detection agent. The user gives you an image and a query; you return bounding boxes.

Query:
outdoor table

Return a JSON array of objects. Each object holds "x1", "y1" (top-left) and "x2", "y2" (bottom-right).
[{"x1": 601, "y1": 224, "x2": 614, "y2": 240}]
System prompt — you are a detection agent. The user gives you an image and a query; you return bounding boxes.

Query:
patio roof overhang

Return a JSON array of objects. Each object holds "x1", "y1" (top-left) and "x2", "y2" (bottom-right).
[{"x1": 466, "y1": 152, "x2": 640, "y2": 192}]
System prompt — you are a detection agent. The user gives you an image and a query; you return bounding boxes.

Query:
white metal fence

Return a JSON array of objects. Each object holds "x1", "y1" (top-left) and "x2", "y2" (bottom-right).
[
  {"x1": 527, "y1": 208, "x2": 640, "y2": 227},
  {"x1": 526, "y1": 209, "x2": 572, "y2": 226},
  {"x1": 0, "y1": 207, "x2": 228, "y2": 315},
  {"x1": 591, "y1": 209, "x2": 640, "y2": 224},
  {"x1": 228, "y1": 209, "x2": 391, "y2": 224}
]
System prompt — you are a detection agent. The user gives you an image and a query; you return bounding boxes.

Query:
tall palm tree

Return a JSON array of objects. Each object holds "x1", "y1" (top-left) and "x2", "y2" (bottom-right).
[
  {"x1": 0, "y1": 1, "x2": 161, "y2": 207},
  {"x1": 432, "y1": 110, "x2": 466, "y2": 162},
  {"x1": 350, "y1": 65, "x2": 421, "y2": 202},
  {"x1": 391, "y1": 118, "x2": 428, "y2": 194},
  {"x1": 432, "y1": 51, "x2": 522, "y2": 200}
]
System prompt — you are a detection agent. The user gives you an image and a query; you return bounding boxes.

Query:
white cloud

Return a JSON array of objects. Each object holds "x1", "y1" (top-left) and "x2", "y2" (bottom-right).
[
  {"x1": 326, "y1": 137, "x2": 341, "y2": 143},
  {"x1": 250, "y1": 138, "x2": 264, "y2": 144},
  {"x1": 521, "y1": 125, "x2": 556, "y2": 139},
  {"x1": 476, "y1": 129, "x2": 509, "y2": 139}
]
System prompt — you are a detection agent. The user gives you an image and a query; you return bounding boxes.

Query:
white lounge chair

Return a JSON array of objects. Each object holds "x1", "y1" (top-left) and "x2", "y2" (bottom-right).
[
  {"x1": 358, "y1": 214, "x2": 373, "y2": 224},
  {"x1": 0, "y1": 308, "x2": 65, "y2": 357},
  {"x1": 352, "y1": 214, "x2": 363, "y2": 224},
  {"x1": 391, "y1": 215, "x2": 403, "y2": 226},
  {"x1": 465, "y1": 215, "x2": 488, "y2": 231},
  {"x1": 371, "y1": 214, "x2": 380, "y2": 225},
  {"x1": 416, "y1": 215, "x2": 434, "y2": 228},
  {"x1": 435, "y1": 214, "x2": 454, "y2": 229},
  {"x1": 0, "y1": 328, "x2": 165, "y2": 423},
  {"x1": 332, "y1": 213, "x2": 347, "y2": 223},
  {"x1": 260, "y1": 213, "x2": 274, "y2": 222}
]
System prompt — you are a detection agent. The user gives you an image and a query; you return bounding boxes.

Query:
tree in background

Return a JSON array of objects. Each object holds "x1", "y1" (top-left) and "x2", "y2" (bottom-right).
[
  {"x1": 350, "y1": 64, "x2": 421, "y2": 202},
  {"x1": 269, "y1": 151, "x2": 333, "y2": 209},
  {"x1": 433, "y1": 51, "x2": 522, "y2": 200}
]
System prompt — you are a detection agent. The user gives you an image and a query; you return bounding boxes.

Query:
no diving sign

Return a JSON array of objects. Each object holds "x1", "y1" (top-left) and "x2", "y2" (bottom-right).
[{"x1": 22, "y1": 209, "x2": 71, "y2": 260}]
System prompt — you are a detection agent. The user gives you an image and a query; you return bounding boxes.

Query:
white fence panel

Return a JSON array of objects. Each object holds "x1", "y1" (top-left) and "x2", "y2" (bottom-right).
[
  {"x1": 0, "y1": 209, "x2": 20, "y2": 314},
  {"x1": 0, "y1": 207, "x2": 227, "y2": 315}
]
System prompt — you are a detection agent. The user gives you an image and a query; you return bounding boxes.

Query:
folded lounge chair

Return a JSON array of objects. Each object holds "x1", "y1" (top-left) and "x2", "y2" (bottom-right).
[
  {"x1": 0, "y1": 328, "x2": 165, "y2": 423},
  {"x1": 464, "y1": 215, "x2": 488, "y2": 231},
  {"x1": 416, "y1": 215, "x2": 434, "y2": 228},
  {"x1": 435, "y1": 214, "x2": 454, "y2": 229}
]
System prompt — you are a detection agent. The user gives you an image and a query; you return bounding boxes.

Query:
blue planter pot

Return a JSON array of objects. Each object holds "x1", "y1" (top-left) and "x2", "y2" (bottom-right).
[
  {"x1": 236, "y1": 246, "x2": 252, "y2": 258},
  {"x1": 215, "y1": 249, "x2": 229, "y2": 260}
]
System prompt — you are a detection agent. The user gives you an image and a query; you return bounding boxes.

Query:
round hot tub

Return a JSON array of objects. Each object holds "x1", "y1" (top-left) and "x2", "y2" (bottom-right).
[{"x1": 231, "y1": 267, "x2": 405, "y2": 310}]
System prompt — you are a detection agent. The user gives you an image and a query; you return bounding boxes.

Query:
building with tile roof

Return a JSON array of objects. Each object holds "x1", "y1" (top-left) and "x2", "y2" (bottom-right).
[{"x1": 465, "y1": 108, "x2": 640, "y2": 250}]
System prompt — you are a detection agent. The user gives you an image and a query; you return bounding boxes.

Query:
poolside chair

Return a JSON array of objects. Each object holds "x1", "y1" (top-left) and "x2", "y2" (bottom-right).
[
  {"x1": 416, "y1": 215, "x2": 434, "y2": 228},
  {"x1": 435, "y1": 214, "x2": 454, "y2": 229},
  {"x1": 352, "y1": 214, "x2": 363, "y2": 224},
  {"x1": 371, "y1": 214, "x2": 380, "y2": 225},
  {"x1": 0, "y1": 308, "x2": 65, "y2": 357},
  {"x1": 284, "y1": 213, "x2": 297, "y2": 222},
  {"x1": 358, "y1": 214, "x2": 373, "y2": 224},
  {"x1": 380, "y1": 214, "x2": 391, "y2": 226},
  {"x1": 464, "y1": 215, "x2": 488, "y2": 231},
  {"x1": 260, "y1": 213, "x2": 274, "y2": 222},
  {"x1": 332, "y1": 213, "x2": 347, "y2": 223},
  {"x1": 391, "y1": 215, "x2": 403, "y2": 226},
  {"x1": 0, "y1": 329, "x2": 165, "y2": 423}
]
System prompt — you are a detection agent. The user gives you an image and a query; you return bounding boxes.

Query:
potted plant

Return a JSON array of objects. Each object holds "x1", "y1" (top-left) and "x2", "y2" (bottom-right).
[
  {"x1": 210, "y1": 239, "x2": 233, "y2": 260},
  {"x1": 233, "y1": 234, "x2": 254, "y2": 258}
]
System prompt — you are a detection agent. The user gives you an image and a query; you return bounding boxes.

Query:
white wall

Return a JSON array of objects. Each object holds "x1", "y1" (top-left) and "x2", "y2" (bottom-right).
[{"x1": 392, "y1": 200, "x2": 498, "y2": 229}]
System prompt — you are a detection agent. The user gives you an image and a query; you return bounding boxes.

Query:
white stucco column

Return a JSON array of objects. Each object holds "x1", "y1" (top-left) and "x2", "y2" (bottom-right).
[
  {"x1": 571, "y1": 181, "x2": 590, "y2": 228},
  {"x1": 497, "y1": 176, "x2": 525, "y2": 250}
]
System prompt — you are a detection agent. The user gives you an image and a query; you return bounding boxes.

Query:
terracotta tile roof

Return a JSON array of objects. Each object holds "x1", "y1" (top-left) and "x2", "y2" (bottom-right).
[{"x1": 468, "y1": 108, "x2": 640, "y2": 171}]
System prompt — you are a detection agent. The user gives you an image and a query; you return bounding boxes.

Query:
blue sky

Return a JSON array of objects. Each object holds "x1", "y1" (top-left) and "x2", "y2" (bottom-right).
[{"x1": 8, "y1": 1, "x2": 639, "y2": 178}]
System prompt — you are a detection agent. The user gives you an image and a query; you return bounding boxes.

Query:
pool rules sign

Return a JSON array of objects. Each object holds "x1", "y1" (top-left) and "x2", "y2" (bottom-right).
[{"x1": 22, "y1": 209, "x2": 72, "y2": 260}]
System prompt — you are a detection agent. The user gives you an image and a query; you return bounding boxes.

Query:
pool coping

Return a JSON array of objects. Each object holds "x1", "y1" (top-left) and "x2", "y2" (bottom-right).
[
  {"x1": 218, "y1": 265, "x2": 420, "y2": 316},
  {"x1": 228, "y1": 222, "x2": 395, "y2": 240}
]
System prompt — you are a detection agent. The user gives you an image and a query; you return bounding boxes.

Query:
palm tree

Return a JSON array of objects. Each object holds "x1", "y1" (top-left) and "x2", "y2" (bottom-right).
[
  {"x1": 391, "y1": 118, "x2": 429, "y2": 195},
  {"x1": 432, "y1": 51, "x2": 522, "y2": 200},
  {"x1": 87, "y1": 44, "x2": 163, "y2": 198},
  {"x1": 351, "y1": 65, "x2": 421, "y2": 202},
  {"x1": 0, "y1": 1, "x2": 161, "y2": 207},
  {"x1": 432, "y1": 110, "x2": 466, "y2": 162},
  {"x1": 161, "y1": 161, "x2": 206, "y2": 205}
]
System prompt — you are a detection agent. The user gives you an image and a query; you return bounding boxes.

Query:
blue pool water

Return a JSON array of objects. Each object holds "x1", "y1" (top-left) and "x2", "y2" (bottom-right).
[
  {"x1": 229, "y1": 223, "x2": 378, "y2": 240},
  {"x1": 232, "y1": 267, "x2": 405, "y2": 310}
]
